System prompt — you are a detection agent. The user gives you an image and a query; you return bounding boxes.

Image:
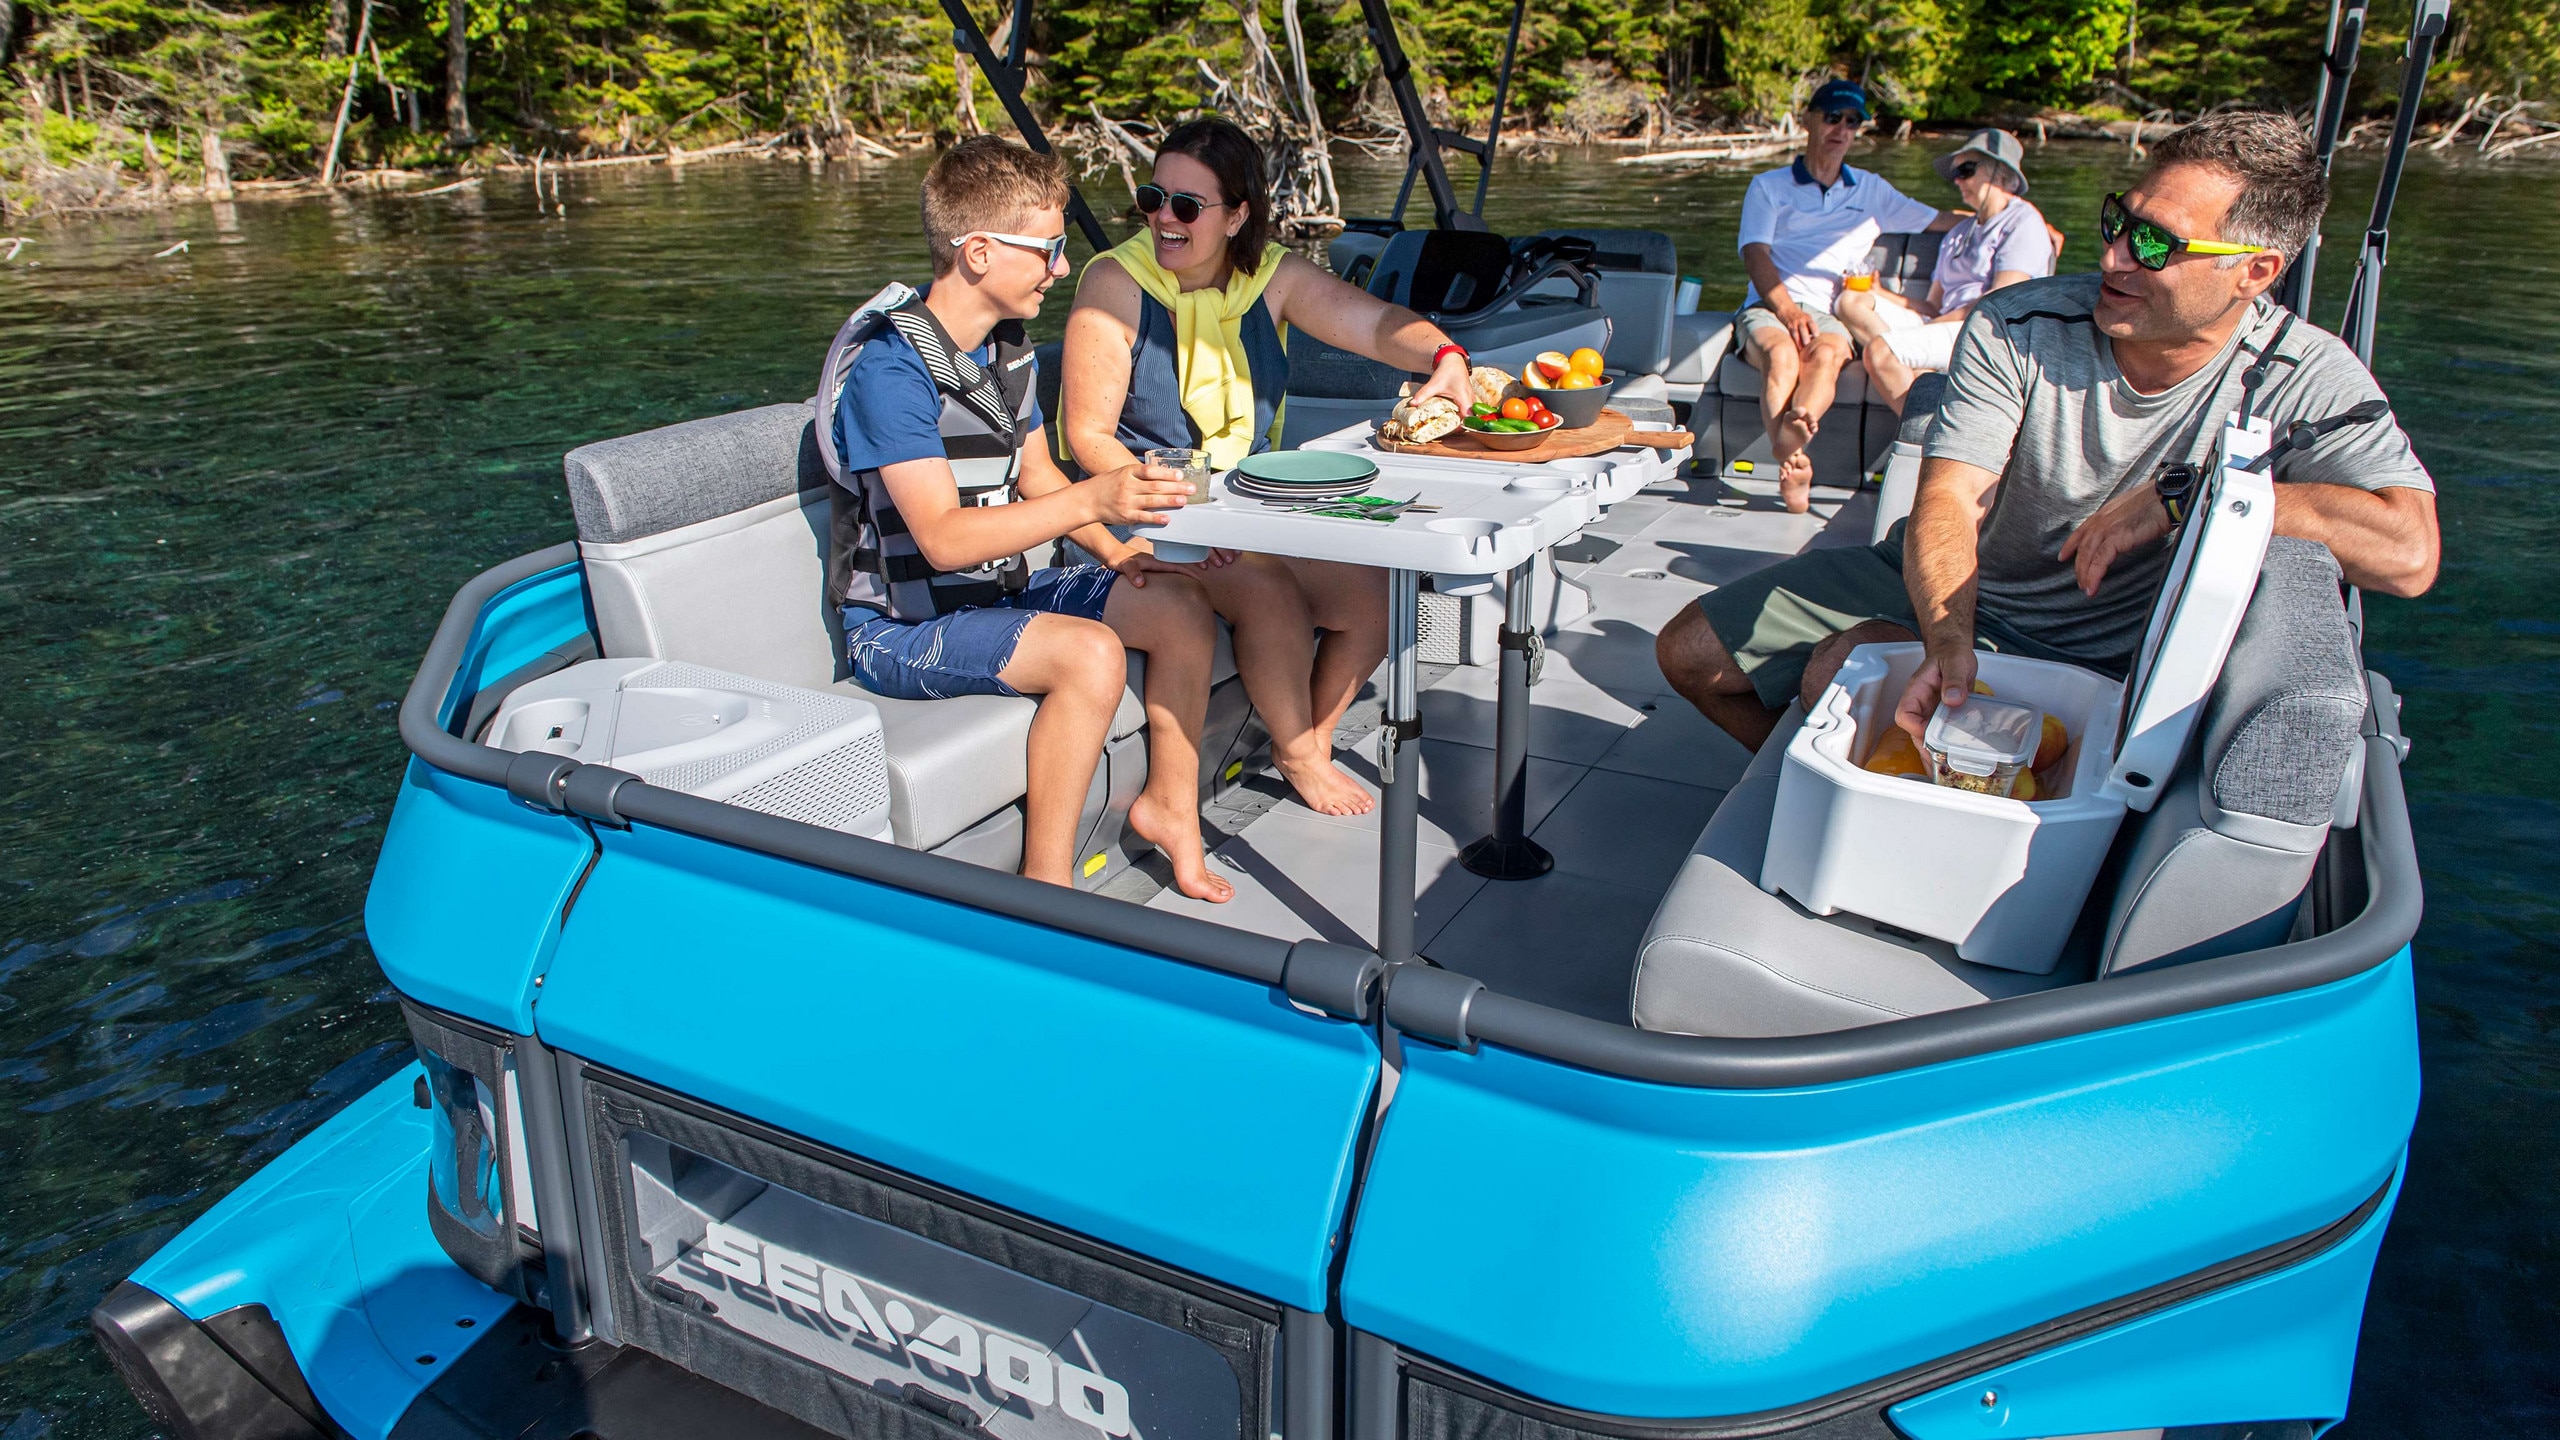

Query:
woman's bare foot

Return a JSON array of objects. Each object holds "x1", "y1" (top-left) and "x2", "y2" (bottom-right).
[
  {"x1": 1276, "y1": 749, "x2": 1376, "y2": 816},
  {"x1": 1129, "y1": 791, "x2": 1234, "y2": 903},
  {"x1": 1778, "y1": 450, "x2": 1816, "y2": 513}
]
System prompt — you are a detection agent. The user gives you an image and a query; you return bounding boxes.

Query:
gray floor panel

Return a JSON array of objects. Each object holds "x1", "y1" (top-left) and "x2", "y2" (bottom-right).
[
  {"x1": 1538, "y1": 619, "x2": 1674, "y2": 694},
  {"x1": 1286, "y1": 739, "x2": 1583, "y2": 850},
  {"x1": 1419, "y1": 666, "x2": 1650, "y2": 766},
  {"x1": 1422, "y1": 870, "x2": 1664, "y2": 1023},
  {"x1": 1595, "y1": 536, "x2": 1814, "y2": 588},
  {"x1": 1530, "y1": 767, "x2": 1726, "y2": 892},
  {"x1": 1590, "y1": 691, "x2": 1756, "y2": 791},
  {"x1": 1147, "y1": 806, "x2": 1489, "y2": 952}
]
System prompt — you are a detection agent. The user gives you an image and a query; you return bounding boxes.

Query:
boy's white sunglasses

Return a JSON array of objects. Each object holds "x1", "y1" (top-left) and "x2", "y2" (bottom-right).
[{"x1": 952, "y1": 231, "x2": 1071, "y2": 264}]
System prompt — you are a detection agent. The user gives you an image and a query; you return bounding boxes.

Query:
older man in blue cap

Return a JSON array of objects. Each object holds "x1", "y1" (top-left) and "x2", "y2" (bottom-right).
[{"x1": 1734, "y1": 78, "x2": 1958, "y2": 511}]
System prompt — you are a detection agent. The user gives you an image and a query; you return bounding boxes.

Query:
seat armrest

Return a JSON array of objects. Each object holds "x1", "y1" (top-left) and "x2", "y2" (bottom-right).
[{"x1": 1666, "y1": 311, "x2": 1736, "y2": 387}]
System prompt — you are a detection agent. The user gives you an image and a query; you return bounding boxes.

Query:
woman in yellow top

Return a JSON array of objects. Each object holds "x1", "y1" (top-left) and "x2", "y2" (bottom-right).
[{"x1": 1057, "y1": 118, "x2": 1475, "y2": 816}]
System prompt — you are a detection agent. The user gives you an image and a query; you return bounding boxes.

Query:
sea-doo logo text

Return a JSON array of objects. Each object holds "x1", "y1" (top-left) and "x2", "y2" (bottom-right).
[{"x1": 695, "y1": 1221, "x2": 1134, "y2": 1437}]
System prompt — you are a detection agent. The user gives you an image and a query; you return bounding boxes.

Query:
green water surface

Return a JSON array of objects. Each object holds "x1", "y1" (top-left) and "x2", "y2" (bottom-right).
[{"x1": 0, "y1": 143, "x2": 2552, "y2": 1434}]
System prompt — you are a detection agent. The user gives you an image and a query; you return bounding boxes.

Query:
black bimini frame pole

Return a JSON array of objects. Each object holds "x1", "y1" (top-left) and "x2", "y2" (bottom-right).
[
  {"x1": 2339, "y1": 0, "x2": 2449, "y2": 364},
  {"x1": 2280, "y1": 0, "x2": 2369, "y2": 316},
  {"x1": 1355, "y1": 0, "x2": 1491, "y2": 231},
  {"x1": 1468, "y1": 0, "x2": 1530, "y2": 220},
  {"x1": 939, "y1": 0, "x2": 1111, "y2": 251}
]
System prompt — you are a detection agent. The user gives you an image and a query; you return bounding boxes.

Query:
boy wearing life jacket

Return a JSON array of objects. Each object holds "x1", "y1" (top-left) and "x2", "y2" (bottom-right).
[{"x1": 816, "y1": 138, "x2": 1231, "y2": 903}]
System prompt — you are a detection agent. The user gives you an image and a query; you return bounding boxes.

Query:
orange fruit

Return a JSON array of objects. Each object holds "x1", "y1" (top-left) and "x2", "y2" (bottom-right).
[
  {"x1": 1862, "y1": 727, "x2": 1927, "y2": 777},
  {"x1": 1560, "y1": 371, "x2": 1600, "y2": 389},
  {"x1": 2034, "y1": 714, "x2": 2068, "y2": 771},
  {"x1": 1569, "y1": 347, "x2": 1606, "y2": 376}
]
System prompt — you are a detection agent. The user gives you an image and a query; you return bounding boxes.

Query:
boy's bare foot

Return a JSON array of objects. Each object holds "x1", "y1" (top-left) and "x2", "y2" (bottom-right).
[
  {"x1": 1778, "y1": 450, "x2": 1815, "y2": 513},
  {"x1": 1130, "y1": 791, "x2": 1234, "y2": 903},
  {"x1": 1277, "y1": 751, "x2": 1376, "y2": 816}
]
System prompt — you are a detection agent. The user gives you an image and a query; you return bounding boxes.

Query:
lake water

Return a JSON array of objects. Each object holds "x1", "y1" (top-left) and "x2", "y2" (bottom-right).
[{"x1": 2, "y1": 142, "x2": 2552, "y2": 1435}]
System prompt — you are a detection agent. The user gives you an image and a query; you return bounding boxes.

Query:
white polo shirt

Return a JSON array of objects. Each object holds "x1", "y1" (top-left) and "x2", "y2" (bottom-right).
[{"x1": 1737, "y1": 158, "x2": 1941, "y2": 311}]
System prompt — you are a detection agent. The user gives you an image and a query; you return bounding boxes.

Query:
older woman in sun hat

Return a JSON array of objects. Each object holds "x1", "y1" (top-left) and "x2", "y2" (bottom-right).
[{"x1": 1836, "y1": 128, "x2": 2055, "y2": 413}]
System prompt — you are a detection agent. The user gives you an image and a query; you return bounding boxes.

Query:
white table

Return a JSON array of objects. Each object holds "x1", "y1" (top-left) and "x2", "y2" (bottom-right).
[
  {"x1": 1298, "y1": 419, "x2": 1687, "y2": 512},
  {"x1": 1141, "y1": 459, "x2": 1597, "y2": 963}
]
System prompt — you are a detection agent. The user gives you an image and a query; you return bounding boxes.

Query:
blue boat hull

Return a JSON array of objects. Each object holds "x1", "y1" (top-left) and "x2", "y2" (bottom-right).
[{"x1": 94, "y1": 546, "x2": 2425, "y2": 1440}]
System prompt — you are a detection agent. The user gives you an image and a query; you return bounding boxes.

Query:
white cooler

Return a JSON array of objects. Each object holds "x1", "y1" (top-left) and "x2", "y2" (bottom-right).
[
  {"x1": 1761, "y1": 417, "x2": 2281, "y2": 973},
  {"x1": 486, "y1": 658, "x2": 894, "y2": 843}
]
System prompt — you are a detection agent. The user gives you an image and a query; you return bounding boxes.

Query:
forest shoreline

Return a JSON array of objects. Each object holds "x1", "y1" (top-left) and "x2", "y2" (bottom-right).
[{"x1": 8, "y1": 107, "x2": 2551, "y2": 228}]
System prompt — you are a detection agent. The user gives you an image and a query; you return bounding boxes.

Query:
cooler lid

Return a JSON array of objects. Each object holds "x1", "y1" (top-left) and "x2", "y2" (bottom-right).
[
  {"x1": 1926, "y1": 695, "x2": 2040, "y2": 775},
  {"x1": 2103, "y1": 417, "x2": 2277, "y2": 812}
]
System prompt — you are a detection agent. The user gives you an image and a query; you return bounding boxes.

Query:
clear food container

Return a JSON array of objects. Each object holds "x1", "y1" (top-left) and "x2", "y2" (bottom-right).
[{"x1": 1924, "y1": 695, "x2": 2042, "y2": 797}]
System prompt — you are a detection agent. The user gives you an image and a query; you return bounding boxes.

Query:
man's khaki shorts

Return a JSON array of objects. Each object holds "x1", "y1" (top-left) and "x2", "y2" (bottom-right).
[
  {"x1": 1735, "y1": 300, "x2": 1852, "y2": 370},
  {"x1": 1694, "y1": 522, "x2": 2108, "y2": 710}
]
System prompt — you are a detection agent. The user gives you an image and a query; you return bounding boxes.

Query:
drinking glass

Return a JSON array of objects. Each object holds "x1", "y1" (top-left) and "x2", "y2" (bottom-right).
[
  {"x1": 1144, "y1": 447, "x2": 1214, "y2": 503},
  {"x1": 1842, "y1": 265, "x2": 1877, "y2": 293}
]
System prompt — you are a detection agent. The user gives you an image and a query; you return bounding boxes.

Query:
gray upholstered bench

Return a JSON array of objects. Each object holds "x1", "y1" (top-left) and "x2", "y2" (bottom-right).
[
  {"x1": 1631, "y1": 537, "x2": 2369, "y2": 1037},
  {"x1": 561, "y1": 403, "x2": 1203, "y2": 874}
]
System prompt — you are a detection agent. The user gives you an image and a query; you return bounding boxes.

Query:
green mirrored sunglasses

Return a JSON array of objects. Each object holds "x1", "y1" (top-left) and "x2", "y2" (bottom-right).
[{"x1": 2099, "y1": 192, "x2": 2271, "y2": 271}]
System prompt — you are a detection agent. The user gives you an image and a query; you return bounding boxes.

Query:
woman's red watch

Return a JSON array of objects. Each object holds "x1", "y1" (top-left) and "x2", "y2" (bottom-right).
[{"x1": 1431, "y1": 343, "x2": 1470, "y2": 371}]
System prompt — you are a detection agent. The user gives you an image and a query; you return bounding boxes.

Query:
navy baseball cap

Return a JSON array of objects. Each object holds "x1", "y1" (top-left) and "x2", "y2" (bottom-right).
[{"x1": 1807, "y1": 78, "x2": 1869, "y2": 120}]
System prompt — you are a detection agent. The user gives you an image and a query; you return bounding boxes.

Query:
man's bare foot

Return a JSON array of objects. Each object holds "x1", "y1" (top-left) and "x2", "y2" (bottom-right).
[
  {"x1": 1130, "y1": 791, "x2": 1234, "y2": 903},
  {"x1": 1276, "y1": 750, "x2": 1376, "y2": 816},
  {"x1": 1772, "y1": 407, "x2": 1818, "y2": 512},
  {"x1": 1778, "y1": 450, "x2": 1815, "y2": 513}
]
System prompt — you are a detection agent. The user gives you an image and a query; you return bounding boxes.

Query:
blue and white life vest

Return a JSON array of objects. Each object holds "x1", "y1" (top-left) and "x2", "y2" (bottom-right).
[{"x1": 813, "y1": 283, "x2": 1039, "y2": 620}]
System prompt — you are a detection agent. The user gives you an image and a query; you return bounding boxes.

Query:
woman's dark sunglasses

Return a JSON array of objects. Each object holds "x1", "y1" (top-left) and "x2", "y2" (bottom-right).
[
  {"x1": 1950, "y1": 160, "x2": 1980, "y2": 181},
  {"x1": 2099, "y1": 192, "x2": 2269, "y2": 271},
  {"x1": 1135, "y1": 184, "x2": 1227, "y2": 224}
]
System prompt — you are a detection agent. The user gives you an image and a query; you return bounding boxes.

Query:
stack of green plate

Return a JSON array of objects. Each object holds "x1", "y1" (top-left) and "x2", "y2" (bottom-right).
[{"x1": 1226, "y1": 451, "x2": 1381, "y2": 501}]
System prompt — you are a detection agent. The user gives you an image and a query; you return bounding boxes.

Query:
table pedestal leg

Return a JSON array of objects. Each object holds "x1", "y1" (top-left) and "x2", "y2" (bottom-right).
[
  {"x1": 1378, "y1": 568, "x2": 1421, "y2": 964},
  {"x1": 1461, "y1": 557, "x2": 1554, "y2": 880}
]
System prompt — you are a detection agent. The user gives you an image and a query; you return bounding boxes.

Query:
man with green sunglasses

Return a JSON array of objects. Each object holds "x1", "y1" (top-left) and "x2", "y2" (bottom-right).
[{"x1": 1660, "y1": 110, "x2": 2440, "y2": 754}]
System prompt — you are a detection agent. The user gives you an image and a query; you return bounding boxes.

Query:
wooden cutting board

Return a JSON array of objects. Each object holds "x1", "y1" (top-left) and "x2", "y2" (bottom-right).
[{"x1": 1376, "y1": 408, "x2": 1695, "y2": 464}]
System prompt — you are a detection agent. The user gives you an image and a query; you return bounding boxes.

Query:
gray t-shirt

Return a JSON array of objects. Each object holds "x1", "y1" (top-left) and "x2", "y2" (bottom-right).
[{"x1": 1924, "y1": 273, "x2": 2433, "y2": 664}]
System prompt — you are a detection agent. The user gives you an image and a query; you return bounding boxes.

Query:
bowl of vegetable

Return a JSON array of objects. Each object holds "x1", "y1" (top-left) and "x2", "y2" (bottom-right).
[
  {"x1": 1522, "y1": 346, "x2": 1617, "y2": 428},
  {"x1": 1461, "y1": 394, "x2": 1562, "y2": 450}
]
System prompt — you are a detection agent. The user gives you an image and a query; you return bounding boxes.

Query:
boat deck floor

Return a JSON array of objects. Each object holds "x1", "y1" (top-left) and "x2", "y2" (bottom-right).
[{"x1": 1117, "y1": 467, "x2": 1880, "y2": 1023}]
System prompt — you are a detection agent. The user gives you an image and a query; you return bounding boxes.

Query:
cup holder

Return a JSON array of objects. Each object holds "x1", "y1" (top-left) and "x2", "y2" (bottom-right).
[{"x1": 1505, "y1": 472, "x2": 1576, "y2": 494}]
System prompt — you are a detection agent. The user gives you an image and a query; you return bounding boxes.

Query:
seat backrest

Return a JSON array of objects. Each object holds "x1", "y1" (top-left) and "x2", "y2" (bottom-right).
[
  {"x1": 1525, "y1": 228, "x2": 1677, "y2": 374},
  {"x1": 1368, "y1": 230, "x2": 1514, "y2": 316},
  {"x1": 1865, "y1": 230, "x2": 1945, "y2": 296},
  {"x1": 566, "y1": 404, "x2": 845, "y2": 692},
  {"x1": 2100, "y1": 538, "x2": 2368, "y2": 973}
]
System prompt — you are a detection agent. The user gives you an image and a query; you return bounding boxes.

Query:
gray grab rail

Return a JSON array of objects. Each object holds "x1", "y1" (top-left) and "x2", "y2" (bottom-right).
[{"x1": 405, "y1": 547, "x2": 2424, "y2": 1090}]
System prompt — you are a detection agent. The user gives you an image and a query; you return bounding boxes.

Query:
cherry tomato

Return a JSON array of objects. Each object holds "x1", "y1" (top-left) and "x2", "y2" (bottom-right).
[{"x1": 1500, "y1": 397, "x2": 1531, "y2": 421}]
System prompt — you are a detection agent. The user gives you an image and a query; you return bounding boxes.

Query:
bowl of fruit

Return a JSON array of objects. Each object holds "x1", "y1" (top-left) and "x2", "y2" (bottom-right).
[
  {"x1": 1460, "y1": 393, "x2": 1563, "y2": 450},
  {"x1": 1522, "y1": 346, "x2": 1615, "y2": 428}
]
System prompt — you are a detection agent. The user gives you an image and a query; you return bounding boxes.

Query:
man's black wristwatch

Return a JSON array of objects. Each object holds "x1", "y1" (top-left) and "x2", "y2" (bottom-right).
[{"x1": 2155, "y1": 462, "x2": 2202, "y2": 528}]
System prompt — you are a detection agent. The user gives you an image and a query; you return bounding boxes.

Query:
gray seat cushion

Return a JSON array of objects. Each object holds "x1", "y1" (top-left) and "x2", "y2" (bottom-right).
[
  {"x1": 565, "y1": 405, "x2": 1144, "y2": 853},
  {"x1": 1631, "y1": 708, "x2": 2081, "y2": 1038},
  {"x1": 2099, "y1": 538, "x2": 2364, "y2": 973},
  {"x1": 567, "y1": 403, "x2": 824, "y2": 546}
]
